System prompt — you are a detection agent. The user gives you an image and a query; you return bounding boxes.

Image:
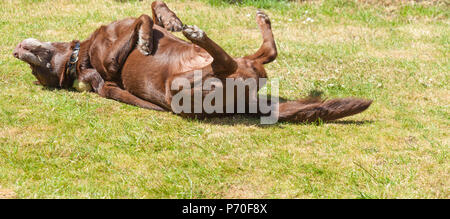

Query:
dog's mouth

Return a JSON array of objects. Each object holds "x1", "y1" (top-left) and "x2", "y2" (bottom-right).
[
  {"x1": 15, "y1": 52, "x2": 41, "y2": 66},
  {"x1": 13, "y1": 46, "x2": 40, "y2": 66}
]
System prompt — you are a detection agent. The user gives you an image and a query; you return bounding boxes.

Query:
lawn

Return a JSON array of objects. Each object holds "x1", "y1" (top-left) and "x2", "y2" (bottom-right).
[{"x1": 0, "y1": 0, "x2": 448, "y2": 198}]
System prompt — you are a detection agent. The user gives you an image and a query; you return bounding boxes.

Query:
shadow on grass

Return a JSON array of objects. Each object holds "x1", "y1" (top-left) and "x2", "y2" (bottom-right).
[
  {"x1": 191, "y1": 90, "x2": 373, "y2": 127},
  {"x1": 328, "y1": 120, "x2": 374, "y2": 125},
  {"x1": 41, "y1": 85, "x2": 84, "y2": 93},
  {"x1": 189, "y1": 115, "x2": 373, "y2": 128},
  {"x1": 39, "y1": 86, "x2": 372, "y2": 127}
]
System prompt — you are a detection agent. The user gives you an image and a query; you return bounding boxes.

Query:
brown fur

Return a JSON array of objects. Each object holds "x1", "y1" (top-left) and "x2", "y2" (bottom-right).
[{"x1": 12, "y1": 1, "x2": 372, "y2": 123}]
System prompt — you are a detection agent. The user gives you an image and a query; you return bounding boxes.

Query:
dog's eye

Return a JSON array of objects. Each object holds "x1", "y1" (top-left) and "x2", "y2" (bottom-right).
[{"x1": 23, "y1": 46, "x2": 33, "y2": 51}]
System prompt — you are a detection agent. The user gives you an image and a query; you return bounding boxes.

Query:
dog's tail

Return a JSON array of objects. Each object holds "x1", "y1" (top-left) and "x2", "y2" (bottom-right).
[{"x1": 276, "y1": 97, "x2": 372, "y2": 122}]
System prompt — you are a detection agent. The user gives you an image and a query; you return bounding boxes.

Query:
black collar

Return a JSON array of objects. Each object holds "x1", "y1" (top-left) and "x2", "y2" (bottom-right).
[{"x1": 66, "y1": 41, "x2": 80, "y2": 78}]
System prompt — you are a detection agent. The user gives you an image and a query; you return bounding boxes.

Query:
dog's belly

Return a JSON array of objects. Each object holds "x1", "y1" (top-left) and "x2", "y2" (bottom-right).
[
  {"x1": 121, "y1": 50, "x2": 169, "y2": 109},
  {"x1": 122, "y1": 45, "x2": 213, "y2": 109},
  {"x1": 172, "y1": 50, "x2": 213, "y2": 73}
]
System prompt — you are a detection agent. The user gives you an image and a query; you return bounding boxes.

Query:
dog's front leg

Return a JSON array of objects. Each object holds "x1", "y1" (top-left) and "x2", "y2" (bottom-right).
[
  {"x1": 77, "y1": 68, "x2": 104, "y2": 93},
  {"x1": 103, "y1": 14, "x2": 154, "y2": 77}
]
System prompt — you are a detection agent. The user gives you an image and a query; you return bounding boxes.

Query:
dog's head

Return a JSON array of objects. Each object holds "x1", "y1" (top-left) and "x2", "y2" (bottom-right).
[{"x1": 13, "y1": 38, "x2": 77, "y2": 88}]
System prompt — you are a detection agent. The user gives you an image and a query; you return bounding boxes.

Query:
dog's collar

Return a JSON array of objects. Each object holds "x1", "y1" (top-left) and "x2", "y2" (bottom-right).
[{"x1": 66, "y1": 41, "x2": 80, "y2": 78}]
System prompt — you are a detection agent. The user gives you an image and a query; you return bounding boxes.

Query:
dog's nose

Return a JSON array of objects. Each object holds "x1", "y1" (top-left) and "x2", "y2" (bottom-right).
[{"x1": 13, "y1": 43, "x2": 21, "y2": 58}]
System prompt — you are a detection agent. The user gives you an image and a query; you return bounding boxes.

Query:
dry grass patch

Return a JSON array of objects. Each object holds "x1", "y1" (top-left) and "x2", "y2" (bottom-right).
[{"x1": 0, "y1": 189, "x2": 16, "y2": 199}]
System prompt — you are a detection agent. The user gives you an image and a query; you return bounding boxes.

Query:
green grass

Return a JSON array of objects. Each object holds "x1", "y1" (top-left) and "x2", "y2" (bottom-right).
[{"x1": 0, "y1": 0, "x2": 449, "y2": 198}]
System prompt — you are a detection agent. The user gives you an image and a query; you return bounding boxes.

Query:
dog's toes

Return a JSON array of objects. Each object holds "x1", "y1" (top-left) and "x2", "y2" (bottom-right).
[
  {"x1": 256, "y1": 9, "x2": 271, "y2": 24},
  {"x1": 165, "y1": 18, "x2": 183, "y2": 32},
  {"x1": 183, "y1": 25, "x2": 193, "y2": 33},
  {"x1": 182, "y1": 25, "x2": 205, "y2": 41}
]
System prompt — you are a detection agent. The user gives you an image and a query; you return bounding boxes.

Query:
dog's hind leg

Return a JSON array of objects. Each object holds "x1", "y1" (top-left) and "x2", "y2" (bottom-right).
[
  {"x1": 151, "y1": 1, "x2": 183, "y2": 32},
  {"x1": 244, "y1": 10, "x2": 277, "y2": 64},
  {"x1": 182, "y1": 25, "x2": 237, "y2": 78}
]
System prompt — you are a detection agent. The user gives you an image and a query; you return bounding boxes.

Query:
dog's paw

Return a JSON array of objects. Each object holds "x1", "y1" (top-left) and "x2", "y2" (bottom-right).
[
  {"x1": 182, "y1": 25, "x2": 206, "y2": 42},
  {"x1": 137, "y1": 30, "x2": 152, "y2": 56},
  {"x1": 256, "y1": 10, "x2": 271, "y2": 26},
  {"x1": 163, "y1": 16, "x2": 183, "y2": 32}
]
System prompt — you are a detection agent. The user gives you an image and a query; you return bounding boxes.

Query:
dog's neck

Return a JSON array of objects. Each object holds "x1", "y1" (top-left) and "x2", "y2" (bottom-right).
[
  {"x1": 58, "y1": 40, "x2": 82, "y2": 88},
  {"x1": 64, "y1": 40, "x2": 92, "y2": 92}
]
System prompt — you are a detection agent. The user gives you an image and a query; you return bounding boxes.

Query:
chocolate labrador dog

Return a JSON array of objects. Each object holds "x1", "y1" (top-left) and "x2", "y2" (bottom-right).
[{"x1": 13, "y1": 1, "x2": 371, "y2": 123}]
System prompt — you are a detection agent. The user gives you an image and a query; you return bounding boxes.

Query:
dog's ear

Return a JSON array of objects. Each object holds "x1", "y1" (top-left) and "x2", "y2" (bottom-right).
[
  {"x1": 58, "y1": 67, "x2": 69, "y2": 88},
  {"x1": 59, "y1": 40, "x2": 79, "y2": 88}
]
